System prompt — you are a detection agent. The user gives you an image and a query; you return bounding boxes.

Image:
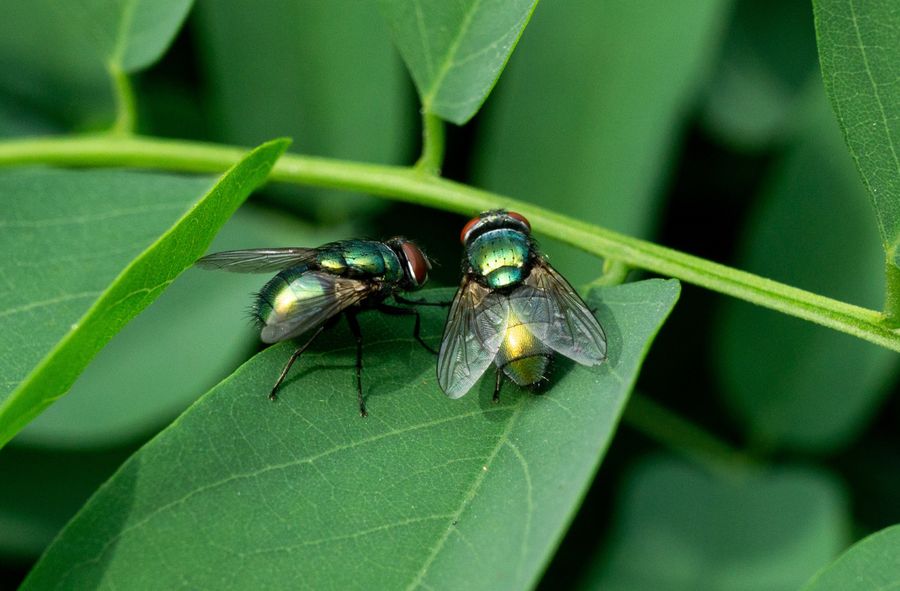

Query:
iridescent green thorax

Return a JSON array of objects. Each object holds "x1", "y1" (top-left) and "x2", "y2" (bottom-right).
[
  {"x1": 466, "y1": 229, "x2": 530, "y2": 289},
  {"x1": 315, "y1": 240, "x2": 402, "y2": 282}
]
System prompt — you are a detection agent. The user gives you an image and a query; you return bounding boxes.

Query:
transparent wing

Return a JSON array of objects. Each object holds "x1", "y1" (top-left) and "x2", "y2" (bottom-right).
[
  {"x1": 523, "y1": 260, "x2": 607, "y2": 365},
  {"x1": 259, "y1": 272, "x2": 376, "y2": 343},
  {"x1": 437, "y1": 276, "x2": 509, "y2": 399},
  {"x1": 504, "y1": 284, "x2": 553, "y2": 342},
  {"x1": 196, "y1": 248, "x2": 318, "y2": 273}
]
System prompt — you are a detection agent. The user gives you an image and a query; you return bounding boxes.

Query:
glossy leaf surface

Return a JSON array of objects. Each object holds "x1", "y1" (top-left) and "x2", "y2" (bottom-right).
[
  {"x1": 0, "y1": 139, "x2": 289, "y2": 448},
  {"x1": 15, "y1": 204, "x2": 348, "y2": 448},
  {"x1": 23, "y1": 280, "x2": 679, "y2": 590},
  {"x1": 814, "y1": 0, "x2": 900, "y2": 265},
  {"x1": 378, "y1": 0, "x2": 539, "y2": 124},
  {"x1": 802, "y1": 525, "x2": 900, "y2": 590}
]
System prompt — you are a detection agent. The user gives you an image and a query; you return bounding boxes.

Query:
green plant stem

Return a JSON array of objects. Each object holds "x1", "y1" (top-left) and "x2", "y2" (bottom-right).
[
  {"x1": 883, "y1": 255, "x2": 900, "y2": 327},
  {"x1": 1, "y1": 134, "x2": 898, "y2": 352},
  {"x1": 414, "y1": 112, "x2": 445, "y2": 175},
  {"x1": 108, "y1": 65, "x2": 136, "y2": 136},
  {"x1": 623, "y1": 394, "x2": 754, "y2": 471},
  {"x1": 591, "y1": 259, "x2": 632, "y2": 287}
]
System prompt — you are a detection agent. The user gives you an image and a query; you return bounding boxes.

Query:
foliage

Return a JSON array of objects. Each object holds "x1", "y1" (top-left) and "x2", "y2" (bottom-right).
[{"x1": 0, "y1": 0, "x2": 898, "y2": 589}]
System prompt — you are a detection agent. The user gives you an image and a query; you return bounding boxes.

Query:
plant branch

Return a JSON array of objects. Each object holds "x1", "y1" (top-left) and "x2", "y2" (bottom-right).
[
  {"x1": 108, "y1": 65, "x2": 136, "y2": 136},
  {"x1": 883, "y1": 254, "x2": 900, "y2": 327},
  {"x1": 1, "y1": 134, "x2": 899, "y2": 352},
  {"x1": 414, "y1": 112, "x2": 445, "y2": 175}
]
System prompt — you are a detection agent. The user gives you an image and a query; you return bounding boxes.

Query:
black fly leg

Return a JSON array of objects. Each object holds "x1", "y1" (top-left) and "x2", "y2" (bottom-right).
[
  {"x1": 493, "y1": 367, "x2": 503, "y2": 403},
  {"x1": 346, "y1": 312, "x2": 367, "y2": 417},
  {"x1": 269, "y1": 324, "x2": 326, "y2": 401},
  {"x1": 393, "y1": 293, "x2": 452, "y2": 308},
  {"x1": 377, "y1": 303, "x2": 437, "y2": 355}
]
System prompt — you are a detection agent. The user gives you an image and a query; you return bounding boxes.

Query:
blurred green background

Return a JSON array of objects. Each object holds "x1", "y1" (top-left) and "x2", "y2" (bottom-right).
[{"x1": 1, "y1": 0, "x2": 898, "y2": 589}]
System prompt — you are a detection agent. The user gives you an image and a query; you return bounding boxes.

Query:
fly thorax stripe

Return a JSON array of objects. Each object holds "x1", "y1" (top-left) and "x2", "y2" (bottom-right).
[{"x1": 468, "y1": 228, "x2": 529, "y2": 289}]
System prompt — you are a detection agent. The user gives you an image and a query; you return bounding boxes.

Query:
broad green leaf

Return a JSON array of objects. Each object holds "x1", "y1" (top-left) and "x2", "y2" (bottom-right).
[
  {"x1": 0, "y1": 444, "x2": 137, "y2": 559},
  {"x1": 701, "y1": 0, "x2": 819, "y2": 149},
  {"x1": 802, "y1": 525, "x2": 900, "y2": 590},
  {"x1": 581, "y1": 455, "x2": 848, "y2": 591},
  {"x1": 814, "y1": 0, "x2": 900, "y2": 266},
  {"x1": 0, "y1": 0, "x2": 193, "y2": 130},
  {"x1": 473, "y1": 0, "x2": 731, "y2": 285},
  {"x1": 22, "y1": 280, "x2": 680, "y2": 590},
  {"x1": 378, "y1": 0, "x2": 539, "y2": 125},
  {"x1": 716, "y1": 84, "x2": 897, "y2": 452},
  {"x1": 0, "y1": 139, "x2": 289, "y2": 449},
  {"x1": 195, "y1": 0, "x2": 409, "y2": 222},
  {"x1": 15, "y1": 204, "x2": 350, "y2": 449},
  {"x1": 55, "y1": 0, "x2": 194, "y2": 73}
]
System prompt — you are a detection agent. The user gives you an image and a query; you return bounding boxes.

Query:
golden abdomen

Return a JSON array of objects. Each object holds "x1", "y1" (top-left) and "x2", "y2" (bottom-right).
[{"x1": 494, "y1": 313, "x2": 551, "y2": 386}]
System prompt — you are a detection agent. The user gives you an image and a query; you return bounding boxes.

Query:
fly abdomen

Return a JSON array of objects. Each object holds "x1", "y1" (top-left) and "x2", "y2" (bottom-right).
[
  {"x1": 494, "y1": 314, "x2": 552, "y2": 386},
  {"x1": 253, "y1": 265, "x2": 333, "y2": 340}
]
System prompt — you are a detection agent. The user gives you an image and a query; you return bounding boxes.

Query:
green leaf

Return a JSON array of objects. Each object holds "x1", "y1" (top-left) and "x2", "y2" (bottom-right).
[
  {"x1": 473, "y1": 0, "x2": 731, "y2": 285},
  {"x1": 378, "y1": 0, "x2": 539, "y2": 125},
  {"x1": 814, "y1": 0, "x2": 900, "y2": 265},
  {"x1": 22, "y1": 280, "x2": 680, "y2": 590},
  {"x1": 0, "y1": 0, "x2": 193, "y2": 128},
  {"x1": 582, "y1": 455, "x2": 849, "y2": 591},
  {"x1": 715, "y1": 83, "x2": 897, "y2": 452},
  {"x1": 701, "y1": 0, "x2": 819, "y2": 149},
  {"x1": 59, "y1": 0, "x2": 194, "y2": 73},
  {"x1": 195, "y1": 0, "x2": 409, "y2": 221},
  {"x1": 0, "y1": 139, "x2": 289, "y2": 449},
  {"x1": 14, "y1": 204, "x2": 349, "y2": 449},
  {"x1": 802, "y1": 525, "x2": 900, "y2": 590}
]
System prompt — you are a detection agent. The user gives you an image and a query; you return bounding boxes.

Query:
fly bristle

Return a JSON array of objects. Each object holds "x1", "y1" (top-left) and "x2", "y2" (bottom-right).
[{"x1": 246, "y1": 290, "x2": 267, "y2": 329}]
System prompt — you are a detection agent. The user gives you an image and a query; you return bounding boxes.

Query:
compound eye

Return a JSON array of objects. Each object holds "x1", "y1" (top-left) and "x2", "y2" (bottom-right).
[
  {"x1": 506, "y1": 211, "x2": 531, "y2": 233},
  {"x1": 460, "y1": 216, "x2": 482, "y2": 244},
  {"x1": 401, "y1": 241, "x2": 429, "y2": 287}
]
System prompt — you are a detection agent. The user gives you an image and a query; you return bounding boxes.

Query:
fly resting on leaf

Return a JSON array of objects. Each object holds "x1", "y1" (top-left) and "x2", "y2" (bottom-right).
[
  {"x1": 437, "y1": 210, "x2": 608, "y2": 401},
  {"x1": 197, "y1": 238, "x2": 441, "y2": 417}
]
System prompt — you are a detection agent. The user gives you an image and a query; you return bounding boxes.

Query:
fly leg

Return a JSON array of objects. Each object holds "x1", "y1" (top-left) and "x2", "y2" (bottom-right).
[
  {"x1": 393, "y1": 294, "x2": 452, "y2": 308},
  {"x1": 269, "y1": 324, "x2": 326, "y2": 401},
  {"x1": 346, "y1": 312, "x2": 367, "y2": 418},
  {"x1": 377, "y1": 303, "x2": 437, "y2": 355},
  {"x1": 493, "y1": 367, "x2": 503, "y2": 404}
]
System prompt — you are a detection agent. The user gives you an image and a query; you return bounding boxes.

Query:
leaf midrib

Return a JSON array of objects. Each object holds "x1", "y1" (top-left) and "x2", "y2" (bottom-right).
[
  {"x1": 53, "y1": 404, "x2": 515, "y2": 588},
  {"x1": 110, "y1": 0, "x2": 139, "y2": 68},
  {"x1": 421, "y1": 0, "x2": 484, "y2": 110},
  {"x1": 847, "y1": 0, "x2": 900, "y2": 214},
  {"x1": 405, "y1": 402, "x2": 524, "y2": 590}
]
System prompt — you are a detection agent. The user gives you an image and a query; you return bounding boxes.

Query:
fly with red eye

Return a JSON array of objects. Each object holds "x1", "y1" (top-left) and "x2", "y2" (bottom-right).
[
  {"x1": 438, "y1": 210, "x2": 607, "y2": 402},
  {"x1": 196, "y1": 237, "x2": 438, "y2": 417}
]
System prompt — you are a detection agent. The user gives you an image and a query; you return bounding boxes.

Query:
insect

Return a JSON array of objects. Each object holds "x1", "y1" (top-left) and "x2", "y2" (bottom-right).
[
  {"x1": 437, "y1": 210, "x2": 607, "y2": 401},
  {"x1": 197, "y1": 238, "x2": 435, "y2": 417}
]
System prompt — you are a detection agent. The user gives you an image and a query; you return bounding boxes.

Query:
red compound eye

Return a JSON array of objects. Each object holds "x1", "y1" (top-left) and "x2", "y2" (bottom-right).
[
  {"x1": 460, "y1": 216, "x2": 482, "y2": 244},
  {"x1": 401, "y1": 241, "x2": 429, "y2": 287},
  {"x1": 506, "y1": 211, "x2": 531, "y2": 232}
]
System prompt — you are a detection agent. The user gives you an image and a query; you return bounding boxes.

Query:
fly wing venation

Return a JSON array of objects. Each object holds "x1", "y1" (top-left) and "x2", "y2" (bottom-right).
[
  {"x1": 523, "y1": 261, "x2": 607, "y2": 366},
  {"x1": 196, "y1": 248, "x2": 318, "y2": 273},
  {"x1": 437, "y1": 277, "x2": 509, "y2": 399}
]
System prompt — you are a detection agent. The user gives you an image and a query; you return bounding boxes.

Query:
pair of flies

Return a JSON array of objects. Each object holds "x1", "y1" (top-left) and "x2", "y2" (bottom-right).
[{"x1": 197, "y1": 211, "x2": 607, "y2": 416}]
